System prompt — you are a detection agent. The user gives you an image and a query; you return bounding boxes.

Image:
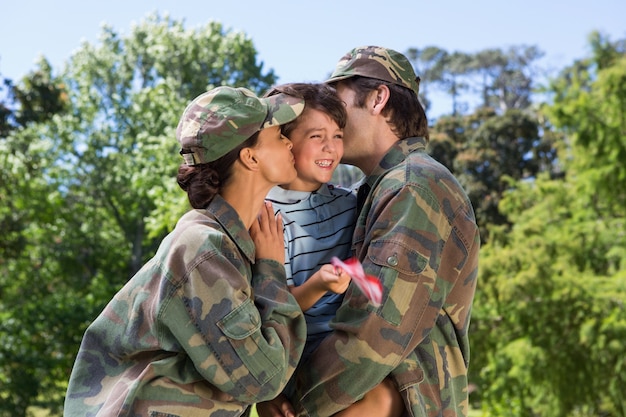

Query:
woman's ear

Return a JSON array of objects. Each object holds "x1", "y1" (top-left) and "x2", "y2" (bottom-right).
[
  {"x1": 371, "y1": 85, "x2": 390, "y2": 115},
  {"x1": 239, "y1": 147, "x2": 259, "y2": 171}
]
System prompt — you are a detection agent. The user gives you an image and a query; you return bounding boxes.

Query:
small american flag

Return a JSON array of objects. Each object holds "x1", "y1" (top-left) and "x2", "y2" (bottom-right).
[{"x1": 331, "y1": 257, "x2": 383, "y2": 306}]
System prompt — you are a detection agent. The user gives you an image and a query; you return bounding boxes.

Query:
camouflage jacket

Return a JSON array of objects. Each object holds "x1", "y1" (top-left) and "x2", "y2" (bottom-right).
[
  {"x1": 292, "y1": 137, "x2": 480, "y2": 417},
  {"x1": 64, "y1": 195, "x2": 306, "y2": 417}
]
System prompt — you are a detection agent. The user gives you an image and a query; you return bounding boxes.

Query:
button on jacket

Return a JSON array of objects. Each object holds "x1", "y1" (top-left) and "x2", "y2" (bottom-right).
[
  {"x1": 294, "y1": 137, "x2": 480, "y2": 417},
  {"x1": 64, "y1": 195, "x2": 307, "y2": 417}
]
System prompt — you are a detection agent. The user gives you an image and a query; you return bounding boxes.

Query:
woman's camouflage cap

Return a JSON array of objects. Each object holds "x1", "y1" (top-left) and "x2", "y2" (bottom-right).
[
  {"x1": 325, "y1": 45, "x2": 420, "y2": 95},
  {"x1": 176, "y1": 86, "x2": 305, "y2": 165}
]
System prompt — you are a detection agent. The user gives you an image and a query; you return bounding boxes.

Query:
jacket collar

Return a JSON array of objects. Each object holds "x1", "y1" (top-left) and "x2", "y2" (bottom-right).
[
  {"x1": 206, "y1": 195, "x2": 255, "y2": 263},
  {"x1": 366, "y1": 137, "x2": 427, "y2": 187}
]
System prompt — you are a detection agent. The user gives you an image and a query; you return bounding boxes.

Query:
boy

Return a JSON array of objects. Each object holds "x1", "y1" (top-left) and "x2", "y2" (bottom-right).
[{"x1": 258, "y1": 83, "x2": 403, "y2": 417}]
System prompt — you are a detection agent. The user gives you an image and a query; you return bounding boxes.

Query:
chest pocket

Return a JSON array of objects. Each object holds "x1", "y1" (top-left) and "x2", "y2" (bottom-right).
[
  {"x1": 366, "y1": 239, "x2": 428, "y2": 326},
  {"x1": 217, "y1": 298, "x2": 280, "y2": 384}
]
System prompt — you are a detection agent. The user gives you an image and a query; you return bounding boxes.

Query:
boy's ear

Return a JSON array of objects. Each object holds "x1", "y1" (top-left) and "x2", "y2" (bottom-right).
[{"x1": 239, "y1": 147, "x2": 259, "y2": 171}]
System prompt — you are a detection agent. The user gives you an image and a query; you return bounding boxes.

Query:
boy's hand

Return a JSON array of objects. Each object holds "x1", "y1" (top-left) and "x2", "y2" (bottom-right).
[{"x1": 317, "y1": 264, "x2": 351, "y2": 294}]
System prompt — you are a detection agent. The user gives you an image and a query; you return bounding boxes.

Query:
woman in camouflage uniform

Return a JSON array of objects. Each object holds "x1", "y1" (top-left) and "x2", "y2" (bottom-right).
[{"x1": 64, "y1": 86, "x2": 307, "y2": 417}]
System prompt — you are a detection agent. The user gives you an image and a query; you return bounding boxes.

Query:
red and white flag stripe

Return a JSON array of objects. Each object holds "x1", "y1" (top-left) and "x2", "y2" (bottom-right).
[{"x1": 331, "y1": 257, "x2": 383, "y2": 306}]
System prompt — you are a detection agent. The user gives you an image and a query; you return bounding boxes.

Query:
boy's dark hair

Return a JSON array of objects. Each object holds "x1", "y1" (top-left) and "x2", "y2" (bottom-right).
[{"x1": 264, "y1": 83, "x2": 347, "y2": 138}]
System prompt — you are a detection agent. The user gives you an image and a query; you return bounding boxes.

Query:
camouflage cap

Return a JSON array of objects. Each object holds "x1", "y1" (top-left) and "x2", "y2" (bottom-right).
[
  {"x1": 176, "y1": 86, "x2": 305, "y2": 165},
  {"x1": 326, "y1": 45, "x2": 420, "y2": 95}
]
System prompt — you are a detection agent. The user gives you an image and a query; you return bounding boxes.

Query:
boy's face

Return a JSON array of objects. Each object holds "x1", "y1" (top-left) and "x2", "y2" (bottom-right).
[{"x1": 283, "y1": 108, "x2": 344, "y2": 192}]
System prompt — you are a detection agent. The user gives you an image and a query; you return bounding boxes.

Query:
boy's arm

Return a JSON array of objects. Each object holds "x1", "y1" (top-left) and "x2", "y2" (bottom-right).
[{"x1": 289, "y1": 264, "x2": 350, "y2": 311}]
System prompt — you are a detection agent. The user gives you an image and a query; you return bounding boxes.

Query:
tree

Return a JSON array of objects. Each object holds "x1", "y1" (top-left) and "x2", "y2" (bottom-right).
[
  {"x1": 428, "y1": 107, "x2": 558, "y2": 242},
  {"x1": 407, "y1": 45, "x2": 543, "y2": 117},
  {"x1": 543, "y1": 31, "x2": 626, "y2": 211},
  {"x1": 406, "y1": 46, "x2": 450, "y2": 111},
  {"x1": 472, "y1": 174, "x2": 625, "y2": 417},
  {"x1": 0, "y1": 76, "x2": 12, "y2": 137},
  {"x1": 0, "y1": 12, "x2": 277, "y2": 416},
  {"x1": 468, "y1": 46, "x2": 543, "y2": 112},
  {"x1": 0, "y1": 57, "x2": 70, "y2": 267},
  {"x1": 469, "y1": 33, "x2": 626, "y2": 417},
  {"x1": 0, "y1": 89, "x2": 79, "y2": 416},
  {"x1": 406, "y1": 46, "x2": 473, "y2": 115}
]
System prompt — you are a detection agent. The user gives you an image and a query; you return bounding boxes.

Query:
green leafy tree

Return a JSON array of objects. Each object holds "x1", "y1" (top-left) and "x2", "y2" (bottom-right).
[
  {"x1": 10, "y1": 58, "x2": 69, "y2": 126},
  {"x1": 0, "y1": 12, "x2": 277, "y2": 416},
  {"x1": 472, "y1": 176, "x2": 625, "y2": 417},
  {"x1": 0, "y1": 58, "x2": 70, "y2": 262},
  {"x1": 0, "y1": 76, "x2": 13, "y2": 137},
  {"x1": 428, "y1": 108, "x2": 558, "y2": 242},
  {"x1": 0, "y1": 65, "x2": 74, "y2": 415},
  {"x1": 0, "y1": 102, "x2": 80, "y2": 416},
  {"x1": 470, "y1": 32, "x2": 626, "y2": 417},
  {"x1": 543, "y1": 31, "x2": 626, "y2": 211}
]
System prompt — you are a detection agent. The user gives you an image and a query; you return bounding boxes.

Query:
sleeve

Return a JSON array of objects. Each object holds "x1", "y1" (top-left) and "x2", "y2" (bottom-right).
[
  {"x1": 161, "y1": 237, "x2": 306, "y2": 404},
  {"x1": 293, "y1": 181, "x2": 449, "y2": 416}
]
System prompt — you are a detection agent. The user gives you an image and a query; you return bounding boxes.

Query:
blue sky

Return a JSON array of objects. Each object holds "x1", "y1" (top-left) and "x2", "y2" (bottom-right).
[{"x1": 1, "y1": 0, "x2": 625, "y2": 115}]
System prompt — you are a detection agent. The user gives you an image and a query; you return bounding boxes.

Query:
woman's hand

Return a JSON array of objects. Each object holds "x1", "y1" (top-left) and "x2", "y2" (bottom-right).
[{"x1": 250, "y1": 201, "x2": 285, "y2": 264}]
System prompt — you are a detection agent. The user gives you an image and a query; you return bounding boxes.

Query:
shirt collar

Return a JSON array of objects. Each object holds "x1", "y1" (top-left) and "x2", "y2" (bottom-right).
[{"x1": 266, "y1": 184, "x2": 330, "y2": 204}]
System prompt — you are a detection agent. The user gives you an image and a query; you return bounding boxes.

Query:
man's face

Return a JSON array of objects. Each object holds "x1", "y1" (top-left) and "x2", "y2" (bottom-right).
[{"x1": 335, "y1": 82, "x2": 370, "y2": 165}]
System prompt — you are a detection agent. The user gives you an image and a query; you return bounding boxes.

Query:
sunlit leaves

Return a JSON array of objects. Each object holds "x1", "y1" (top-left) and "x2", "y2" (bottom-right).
[{"x1": 0, "y1": 12, "x2": 276, "y2": 415}]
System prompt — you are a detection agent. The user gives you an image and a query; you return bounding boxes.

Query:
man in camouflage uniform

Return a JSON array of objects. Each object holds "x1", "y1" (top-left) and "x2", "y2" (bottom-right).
[
  {"x1": 290, "y1": 46, "x2": 480, "y2": 417},
  {"x1": 64, "y1": 86, "x2": 307, "y2": 417}
]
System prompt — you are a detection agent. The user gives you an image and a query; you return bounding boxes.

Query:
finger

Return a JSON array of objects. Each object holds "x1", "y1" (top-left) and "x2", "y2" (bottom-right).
[
  {"x1": 274, "y1": 211, "x2": 283, "y2": 235},
  {"x1": 324, "y1": 274, "x2": 340, "y2": 283},
  {"x1": 265, "y1": 201, "x2": 278, "y2": 230},
  {"x1": 257, "y1": 201, "x2": 271, "y2": 231}
]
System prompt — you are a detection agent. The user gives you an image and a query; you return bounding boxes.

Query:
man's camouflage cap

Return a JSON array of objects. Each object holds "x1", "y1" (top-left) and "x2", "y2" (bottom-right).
[
  {"x1": 176, "y1": 86, "x2": 305, "y2": 165},
  {"x1": 326, "y1": 45, "x2": 420, "y2": 95}
]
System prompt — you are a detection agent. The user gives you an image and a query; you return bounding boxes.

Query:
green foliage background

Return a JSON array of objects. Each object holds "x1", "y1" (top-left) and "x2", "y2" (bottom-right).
[{"x1": 1, "y1": 13, "x2": 624, "y2": 417}]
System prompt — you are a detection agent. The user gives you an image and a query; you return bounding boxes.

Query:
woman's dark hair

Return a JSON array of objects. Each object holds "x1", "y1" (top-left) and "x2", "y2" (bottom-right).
[
  {"x1": 338, "y1": 76, "x2": 429, "y2": 140},
  {"x1": 177, "y1": 132, "x2": 260, "y2": 209},
  {"x1": 264, "y1": 83, "x2": 347, "y2": 137}
]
